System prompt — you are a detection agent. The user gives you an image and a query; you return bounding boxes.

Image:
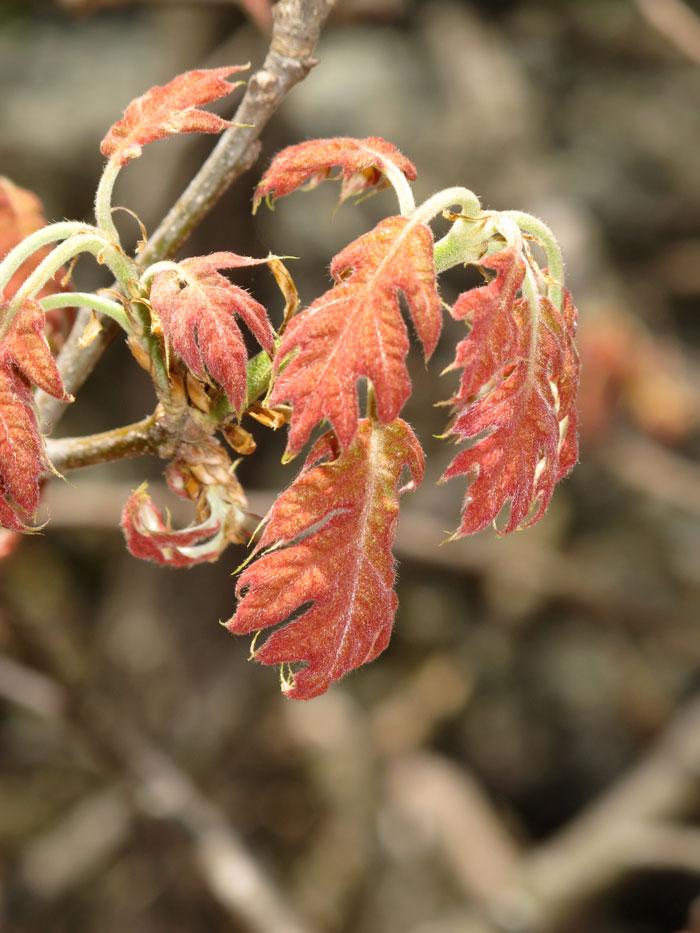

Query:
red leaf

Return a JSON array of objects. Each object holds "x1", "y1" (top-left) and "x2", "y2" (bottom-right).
[
  {"x1": 442, "y1": 283, "x2": 579, "y2": 535},
  {"x1": 253, "y1": 136, "x2": 417, "y2": 210},
  {"x1": 150, "y1": 253, "x2": 275, "y2": 412},
  {"x1": 0, "y1": 297, "x2": 68, "y2": 527},
  {"x1": 122, "y1": 484, "x2": 225, "y2": 568},
  {"x1": 100, "y1": 66, "x2": 247, "y2": 166},
  {"x1": 448, "y1": 247, "x2": 525, "y2": 401},
  {"x1": 270, "y1": 216, "x2": 441, "y2": 455},
  {"x1": 227, "y1": 418, "x2": 424, "y2": 699}
]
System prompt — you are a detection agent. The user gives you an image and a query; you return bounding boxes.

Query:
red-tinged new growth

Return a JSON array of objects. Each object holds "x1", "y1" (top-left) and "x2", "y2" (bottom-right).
[
  {"x1": 150, "y1": 252, "x2": 275, "y2": 412},
  {"x1": 227, "y1": 418, "x2": 424, "y2": 699},
  {"x1": 122, "y1": 444, "x2": 249, "y2": 567},
  {"x1": 443, "y1": 254, "x2": 579, "y2": 534},
  {"x1": 270, "y1": 215, "x2": 441, "y2": 455},
  {"x1": 100, "y1": 66, "x2": 247, "y2": 166},
  {"x1": 253, "y1": 136, "x2": 417, "y2": 211},
  {"x1": 0, "y1": 298, "x2": 69, "y2": 527}
]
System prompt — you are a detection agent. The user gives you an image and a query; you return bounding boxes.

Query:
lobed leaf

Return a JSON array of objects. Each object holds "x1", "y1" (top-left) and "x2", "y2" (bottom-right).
[
  {"x1": 270, "y1": 215, "x2": 441, "y2": 455},
  {"x1": 442, "y1": 279, "x2": 579, "y2": 535},
  {"x1": 100, "y1": 66, "x2": 247, "y2": 166},
  {"x1": 253, "y1": 136, "x2": 417, "y2": 211},
  {"x1": 227, "y1": 418, "x2": 424, "y2": 699},
  {"x1": 0, "y1": 297, "x2": 68, "y2": 528},
  {"x1": 448, "y1": 247, "x2": 525, "y2": 401},
  {"x1": 150, "y1": 252, "x2": 275, "y2": 412}
]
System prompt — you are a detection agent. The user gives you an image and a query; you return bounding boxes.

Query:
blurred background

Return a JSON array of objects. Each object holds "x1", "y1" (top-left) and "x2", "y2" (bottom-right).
[{"x1": 1, "y1": 1, "x2": 700, "y2": 931}]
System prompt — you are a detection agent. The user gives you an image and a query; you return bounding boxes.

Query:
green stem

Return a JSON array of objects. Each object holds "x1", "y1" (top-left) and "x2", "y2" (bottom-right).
[
  {"x1": 1, "y1": 233, "x2": 136, "y2": 345},
  {"x1": 40, "y1": 292, "x2": 131, "y2": 333},
  {"x1": 502, "y1": 210, "x2": 565, "y2": 309},
  {"x1": 0, "y1": 221, "x2": 95, "y2": 296},
  {"x1": 94, "y1": 157, "x2": 123, "y2": 244}
]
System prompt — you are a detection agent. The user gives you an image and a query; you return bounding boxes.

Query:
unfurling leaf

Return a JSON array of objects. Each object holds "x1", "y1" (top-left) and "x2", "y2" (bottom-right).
[
  {"x1": 227, "y1": 418, "x2": 424, "y2": 700},
  {"x1": 100, "y1": 66, "x2": 247, "y2": 166},
  {"x1": 270, "y1": 216, "x2": 441, "y2": 455},
  {"x1": 443, "y1": 262, "x2": 579, "y2": 535},
  {"x1": 253, "y1": 136, "x2": 417, "y2": 211},
  {"x1": 150, "y1": 253, "x2": 275, "y2": 412},
  {"x1": 122, "y1": 441, "x2": 249, "y2": 567},
  {"x1": 0, "y1": 297, "x2": 68, "y2": 528}
]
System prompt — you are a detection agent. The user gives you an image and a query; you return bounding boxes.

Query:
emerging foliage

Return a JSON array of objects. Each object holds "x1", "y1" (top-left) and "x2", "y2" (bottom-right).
[
  {"x1": 254, "y1": 136, "x2": 417, "y2": 211},
  {"x1": 100, "y1": 66, "x2": 247, "y2": 166},
  {"x1": 0, "y1": 298, "x2": 68, "y2": 528},
  {"x1": 150, "y1": 252, "x2": 275, "y2": 413},
  {"x1": 270, "y1": 215, "x2": 441, "y2": 455},
  {"x1": 227, "y1": 418, "x2": 424, "y2": 699},
  {"x1": 0, "y1": 68, "x2": 581, "y2": 698}
]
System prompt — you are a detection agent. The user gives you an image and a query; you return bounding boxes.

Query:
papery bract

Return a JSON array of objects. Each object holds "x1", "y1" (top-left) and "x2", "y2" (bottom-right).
[
  {"x1": 253, "y1": 136, "x2": 417, "y2": 210},
  {"x1": 100, "y1": 66, "x2": 247, "y2": 166},
  {"x1": 270, "y1": 215, "x2": 441, "y2": 455},
  {"x1": 227, "y1": 418, "x2": 424, "y2": 699},
  {"x1": 150, "y1": 252, "x2": 275, "y2": 412}
]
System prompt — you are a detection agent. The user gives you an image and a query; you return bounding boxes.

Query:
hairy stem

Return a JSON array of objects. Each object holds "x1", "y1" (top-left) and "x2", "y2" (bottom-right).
[
  {"x1": 0, "y1": 221, "x2": 93, "y2": 295},
  {"x1": 37, "y1": 0, "x2": 335, "y2": 432},
  {"x1": 40, "y1": 292, "x2": 131, "y2": 333},
  {"x1": 94, "y1": 157, "x2": 123, "y2": 244}
]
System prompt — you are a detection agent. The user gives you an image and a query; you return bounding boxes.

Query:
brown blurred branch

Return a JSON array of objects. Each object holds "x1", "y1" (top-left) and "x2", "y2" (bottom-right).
[
  {"x1": 37, "y1": 0, "x2": 335, "y2": 429},
  {"x1": 402, "y1": 691, "x2": 700, "y2": 932},
  {"x1": 635, "y1": 0, "x2": 700, "y2": 66},
  {"x1": 0, "y1": 647, "x2": 314, "y2": 933}
]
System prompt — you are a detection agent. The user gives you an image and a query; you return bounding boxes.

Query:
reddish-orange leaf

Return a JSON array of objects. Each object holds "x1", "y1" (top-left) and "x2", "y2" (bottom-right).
[
  {"x1": 448, "y1": 247, "x2": 525, "y2": 401},
  {"x1": 442, "y1": 289, "x2": 579, "y2": 535},
  {"x1": 270, "y1": 215, "x2": 441, "y2": 455},
  {"x1": 253, "y1": 136, "x2": 417, "y2": 211},
  {"x1": 150, "y1": 253, "x2": 274, "y2": 412},
  {"x1": 227, "y1": 418, "x2": 424, "y2": 699},
  {"x1": 100, "y1": 66, "x2": 247, "y2": 166},
  {"x1": 0, "y1": 297, "x2": 68, "y2": 527},
  {"x1": 122, "y1": 484, "x2": 224, "y2": 568}
]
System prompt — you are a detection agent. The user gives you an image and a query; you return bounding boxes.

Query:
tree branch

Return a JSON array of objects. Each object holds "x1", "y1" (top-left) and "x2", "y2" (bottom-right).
[
  {"x1": 36, "y1": 0, "x2": 335, "y2": 430},
  {"x1": 45, "y1": 413, "x2": 166, "y2": 473}
]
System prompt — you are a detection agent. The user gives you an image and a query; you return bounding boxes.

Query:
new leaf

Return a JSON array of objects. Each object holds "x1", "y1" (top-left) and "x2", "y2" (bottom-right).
[
  {"x1": 254, "y1": 136, "x2": 417, "y2": 210},
  {"x1": 270, "y1": 215, "x2": 441, "y2": 455},
  {"x1": 150, "y1": 252, "x2": 275, "y2": 412},
  {"x1": 227, "y1": 418, "x2": 424, "y2": 700},
  {"x1": 100, "y1": 66, "x2": 247, "y2": 166},
  {"x1": 0, "y1": 298, "x2": 68, "y2": 527},
  {"x1": 443, "y1": 264, "x2": 579, "y2": 534}
]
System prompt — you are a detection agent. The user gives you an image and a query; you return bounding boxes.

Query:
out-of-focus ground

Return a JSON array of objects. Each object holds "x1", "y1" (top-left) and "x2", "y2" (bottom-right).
[{"x1": 1, "y1": 1, "x2": 700, "y2": 931}]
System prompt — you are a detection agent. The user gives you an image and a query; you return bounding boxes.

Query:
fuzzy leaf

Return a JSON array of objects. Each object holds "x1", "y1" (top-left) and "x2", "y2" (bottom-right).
[
  {"x1": 227, "y1": 418, "x2": 424, "y2": 699},
  {"x1": 448, "y1": 247, "x2": 526, "y2": 400},
  {"x1": 122, "y1": 484, "x2": 225, "y2": 568},
  {"x1": 100, "y1": 66, "x2": 247, "y2": 166},
  {"x1": 0, "y1": 297, "x2": 68, "y2": 527},
  {"x1": 253, "y1": 136, "x2": 417, "y2": 210},
  {"x1": 150, "y1": 253, "x2": 275, "y2": 412},
  {"x1": 270, "y1": 215, "x2": 441, "y2": 455},
  {"x1": 442, "y1": 283, "x2": 579, "y2": 535}
]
